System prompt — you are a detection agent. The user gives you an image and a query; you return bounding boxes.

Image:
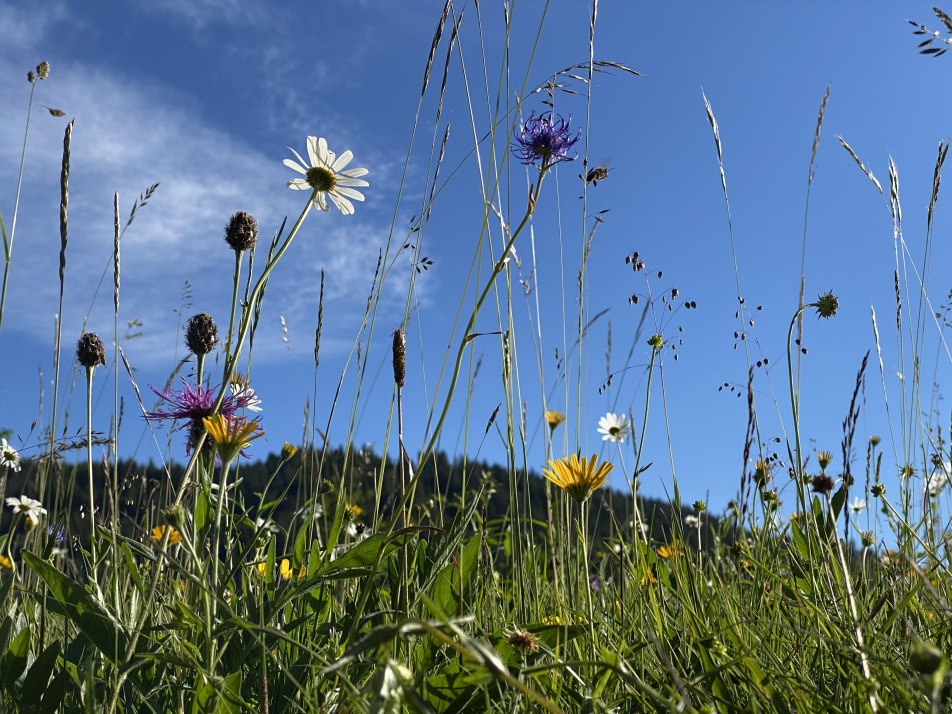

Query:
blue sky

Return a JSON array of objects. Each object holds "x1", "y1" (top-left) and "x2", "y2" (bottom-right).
[{"x1": 2, "y1": 1, "x2": 952, "y2": 515}]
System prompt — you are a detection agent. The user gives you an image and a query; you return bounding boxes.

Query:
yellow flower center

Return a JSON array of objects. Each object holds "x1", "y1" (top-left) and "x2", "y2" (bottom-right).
[{"x1": 306, "y1": 166, "x2": 337, "y2": 192}]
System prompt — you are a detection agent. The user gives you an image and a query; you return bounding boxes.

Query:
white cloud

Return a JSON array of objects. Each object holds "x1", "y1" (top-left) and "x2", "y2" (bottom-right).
[{"x1": 135, "y1": 0, "x2": 269, "y2": 28}]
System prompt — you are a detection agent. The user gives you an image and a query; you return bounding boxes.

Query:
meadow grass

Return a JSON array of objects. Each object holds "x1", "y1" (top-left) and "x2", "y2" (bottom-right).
[{"x1": 0, "y1": 5, "x2": 950, "y2": 713}]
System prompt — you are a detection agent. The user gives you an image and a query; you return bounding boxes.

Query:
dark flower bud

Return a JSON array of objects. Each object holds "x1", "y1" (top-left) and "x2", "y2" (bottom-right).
[
  {"x1": 185, "y1": 313, "x2": 218, "y2": 356},
  {"x1": 76, "y1": 332, "x2": 106, "y2": 368},
  {"x1": 224, "y1": 211, "x2": 258, "y2": 252},
  {"x1": 811, "y1": 473, "x2": 835, "y2": 495},
  {"x1": 814, "y1": 291, "x2": 838, "y2": 319},
  {"x1": 392, "y1": 329, "x2": 406, "y2": 387},
  {"x1": 871, "y1": 482, "x2": 886, "y2": 498},
  {"x1": 27, "y1": 70, "x2": 35, "y2": 83}
]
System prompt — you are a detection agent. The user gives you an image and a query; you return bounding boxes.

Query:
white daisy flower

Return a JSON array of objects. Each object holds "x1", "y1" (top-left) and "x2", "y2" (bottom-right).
[
  {"x1": 297, "y1": 503, "x2": 324, "y2": 522},
  {"x1": 284, "y1": 136, "x2": 369, "y2": 215},
  {"x1": 848, "y1": 497, "x2": 867, "y2": 513},
  {"x1": 6, "y1": 495, "x2": 46, "y2": 527},
  {"x1": 255, "y1": 517, "x2": 280, "y2": 535},
  {"x1": 230, "y1": 382, "x2": 263, "y2": 412},
  {"x1": 0, "y1": 439, "x2": 22, "y2": 472},
  {"x1": 597, "y1": 412, "x2": 630, "y2": 443},
  {"x1": 684, "y1": 514, "x2": 700, "y2": 528},
  {"x1": 927, "y1": 462, "x2": 950, "y2": 497}
]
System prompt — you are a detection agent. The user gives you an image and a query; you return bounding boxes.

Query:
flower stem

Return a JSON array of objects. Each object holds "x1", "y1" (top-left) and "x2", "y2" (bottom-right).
[{"x1": 84, "y1": 366, "x2": 98, "y2": 588}]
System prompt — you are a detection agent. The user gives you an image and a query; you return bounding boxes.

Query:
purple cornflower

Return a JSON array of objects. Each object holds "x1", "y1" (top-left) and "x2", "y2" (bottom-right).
[
  {"x1": 146, "y1": 379, "x2": 257, "y2": 454},
  {"x1": 511, "y1": 112, "x2": 581, "y2": 168}
]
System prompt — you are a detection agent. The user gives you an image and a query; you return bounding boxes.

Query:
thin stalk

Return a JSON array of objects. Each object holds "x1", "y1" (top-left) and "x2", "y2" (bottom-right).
[{"x1": 84, "y1": 367, "x2": 98, "y2": 588}]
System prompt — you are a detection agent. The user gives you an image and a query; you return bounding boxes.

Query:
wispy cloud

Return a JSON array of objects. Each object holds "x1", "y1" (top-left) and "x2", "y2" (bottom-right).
[{"x1": 134, "y1": 0, "x2": 269, "y2": 28}]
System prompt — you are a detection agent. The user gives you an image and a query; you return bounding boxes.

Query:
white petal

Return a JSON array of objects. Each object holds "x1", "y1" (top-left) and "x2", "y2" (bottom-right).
[
  {"x1": 287, "y1": 179, "x2": 309, "y2": 190},
  {"x1": 289, "y1": 147, "x2": 310, "y2": 169},
  {"x1": 283, "y1": 158, "x2": 307, "y2": 175},
  {"x1": 332, "y1": 150, "x2": 353, "y2": 172},
  {"x1": 340, "y1": 166, "x2": 369, "y2": 178},
  {"x1": 336, "y1": 177, "x2": 370, "y2": 187},
  {"x1": 329, "y1": 192, "x2": 355, "y2": 215},
  {"x1": 335, "y1": 186, "x2": 365, "y2": 201},
  {"x1": 312, "y1": 193, "x2": 329, "y2": 211},
  {"x1": 306, "y1": 137, "x2": 321, "y2": 166}
]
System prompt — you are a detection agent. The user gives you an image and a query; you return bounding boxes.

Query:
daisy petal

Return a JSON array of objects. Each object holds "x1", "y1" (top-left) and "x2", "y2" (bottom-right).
[
  {"x1": 332, "y1": 150, "x2": 353, "y2": 172},
  {"x1": 287, "y1": 179, "x2": 309, "y2": 189},
  {"x1": 336, "y1": 177, "x2": 370, "y2": 187},
  {"x1": 329, "y1": 192, "x2": 355, "y2": 215},
  {"x1": 283, "y1": 158, "x2": 307, "y2": 175},
  {"x1": 306, "y1": 136, "x2": 321, "y2": 166},
  {"x1": 335, "y1": 186, "x2": 365, "y2": 201},
  {"x1": 340, "y1": 167, "x2": 369, "y2": 178},
  {"x1": 289, "y1": 147, "x2": 310, "y2": 169},
  {"x1": 312, "y1": 193, "x2": 329, "y2": 211}
]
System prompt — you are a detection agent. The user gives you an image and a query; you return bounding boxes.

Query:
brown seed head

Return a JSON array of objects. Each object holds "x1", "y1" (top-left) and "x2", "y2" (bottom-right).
[
  {"x1": 811, "y1": 473, "x2": 835, "y2": 495},
  {"x1": 185, "y1": 313, "x2": 218, "y2": 356},
  {"x1": 506, "y1": 629, "x2": 539, "y2": 654},
  {"x1": 392, "y1": 329, "x2": 406, "y2": 387},
  {"x1": 224, "y1": 211, "x2": 258, "y2": 252},
  {"x1": 76, "y1": 333, "x2": 106, "y2": 369}
]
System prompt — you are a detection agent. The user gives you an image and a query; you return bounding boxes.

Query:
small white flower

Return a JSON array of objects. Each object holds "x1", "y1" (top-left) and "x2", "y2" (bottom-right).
[
  {"x1": 255, "y1": 517, "x2": 279, "y2": 535},
  {"x1": 285, "y1": 136, "x2": 369, "y2": 215},
  {"x1": 0, "y1": 439, "x2": 21, "y2": 473},
  {"x1": 848, "y1": 497, "x2": 867, "y2": 513},
  {"x1": 297, "y1": 503, "x2": 324, "y2": 522},
  {"x1": 346, "y1": 522, "x2": 369, "y2": 542},
  {"x1": 927, "y1": 462, "x2": 950, "y2": 497},
  {"x1": 597, "y1": 412, "x2": 630, "y2": 443},
  {"x1": 230, "y1": 382, "x2": 262, "y2": 412},
  {"x1": 685, "y1": 514, "x2": 700, "y2": 528},
  {"x1": 6, "y1": 495, "x2": 46, "y2": 526}
]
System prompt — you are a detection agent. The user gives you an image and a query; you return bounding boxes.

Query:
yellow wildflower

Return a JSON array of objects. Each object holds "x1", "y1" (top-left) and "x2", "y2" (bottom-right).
[
  {"x1": 544, "y1": 410, "x2": 566, "y2": 430},
  {"x1": 201, "y1": 414, "x2": 264, "y2": 463},
  {"x1": 0, "y1": 556, "x2": 13, "y2": 570},
  {"x1": 542, "y1": 453, "x2": 613, "y2": 504},
  {"x1": 151, "y1": 525, "x2": 182, "y2": 545}
]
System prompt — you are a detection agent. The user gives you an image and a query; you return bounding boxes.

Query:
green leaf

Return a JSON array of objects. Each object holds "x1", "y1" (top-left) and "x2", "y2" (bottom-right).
[
  {"x1": 316, "y1": 530, "x2": 418, "y2": 579},
  {"x1": 39, "y1": 669, "x2": 68, "y2": 714},
  {"x1": 428, "y1": 534, "x2": 481, "y2": 618},
  {"x1": 191, "y1": 671, "x2": 243, "y2": 714},
  {"x1": 22, "y1": 640, "x2": 60, "y2": 706},
  {"x1": 0, "y1": 625, "x2": 31, "y2": 684},
  {"x1": 195, "y1": 489, "x2": 212, "y2": 539},
  {"x1": 22, "y1": 552, "x2": 127, "y2": 663}
]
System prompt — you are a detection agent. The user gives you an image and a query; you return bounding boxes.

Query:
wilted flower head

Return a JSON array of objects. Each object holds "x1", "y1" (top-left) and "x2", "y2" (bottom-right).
[
  {"x1": 0, "y1": 439, "x2": 22, "y2": 473},
  {"x1": 817, "y1": 450, "x2": 834, "y2": 471},
  {"x1": 6, "y1": 495, "x2": 46, "y2": 527},
  {"x1": 597, "y1": 412, "x2": 630, "y2": 443},
  {"x1": 185, "y1": 313, "x2": 218, "y2": 356},
  {"x1": 814, "y1": 291, "x2": 839, "y2": 319},
  {"x1": 224, "y1": 211, "x2": 258, "y2": 252},
  {"x1": 285, "y1": 136, "x2": 369, "y2": 215},
  {"x1": 76, "y1": 332, "x2": 106, "y2": 368},
  {"x1": 544, "y1": 410, "x2": 566, "y2": 430},
  {"x1": 811, "y1": 473, "x2": 835, "y2": 495},
  {"x1": 512, "y1": 112, "x2": 580, "y2": 168},
  {"x1": 281, "y1": 442, "x2": 299, "y2": 461},
  {"x1": 542, "y1": 453, "x2": 613, "y2": 503},
  {"x1": 507, "y1": 629, "x2": 540, "y2": 654}
]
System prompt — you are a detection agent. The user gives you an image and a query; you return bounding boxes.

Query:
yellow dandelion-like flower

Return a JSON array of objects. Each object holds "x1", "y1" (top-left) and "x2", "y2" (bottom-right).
[
  {"x1": 279, "y1": 558, "x2": 293, "y2": 581},
  {"x1": 640, "y1": 568, "x2": 658, "y2": 587},
  {"x1": 656, "y1": 542, "x2": 683, "y2": 559},
  {"x1": 202, "y1": 414, "x2": 264, "y2": 463},
  {"x1": 255, "y1": 561, "x2": 266, "y2": 577},
  {"x1": 544, "y1": 410, "x2": 566, "y2": 430},
  {"x1": 345, "y1": 503, "x2": 364, "y2": 519},
  {"x1": 151, "y1": 525, "x2": 182, "y2": 545},
  {"x1": 542, "y1": 453, "x2": 613, "y2": 503},
  {"x1": 541, "y1": 615, "x2": 564, "y2": 626},
  {"x1": 0, "y1": 556, "x2": 13, "y2": 570}
]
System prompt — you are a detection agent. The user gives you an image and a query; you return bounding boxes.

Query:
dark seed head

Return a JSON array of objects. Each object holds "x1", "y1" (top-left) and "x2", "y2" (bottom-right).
[
  {"x1": 185, "y1": 313, "x2": 218, "y2": 356},
  {"x1": 392, "y1": 329, "x2": 406, "y2": 387},
  {"x1": 224, "y1": 211, "x2": 258, "y2": 252},
  {"x1": 76, "y1": 333, "x2": 106, "y2": 369},
  {"x1": 811, "y1": 473, "x2": 835, "y2": 495}
]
